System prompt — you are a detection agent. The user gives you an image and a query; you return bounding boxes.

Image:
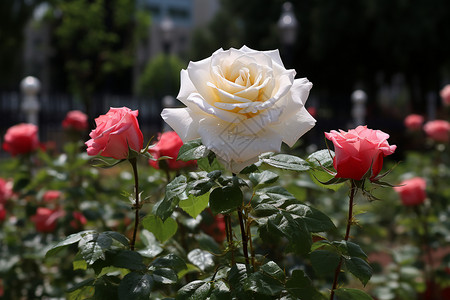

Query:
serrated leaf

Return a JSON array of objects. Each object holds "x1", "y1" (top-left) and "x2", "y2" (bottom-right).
[
  {"x1": 46, "y1": 230, "x2": 94, "y2": 258},
  {"x1": 154, "y1": 175, "x2": 187, "y2": 221},
  {"x1": 142, "y1": 215, "x2": 178, "y2": 243},
  {"x1": 187, "y1": 249, "x2": 214, "y2": 272},
  {"x1": 118, "y1": 272, "x2": 153, "y2": 300},
  {"x1": 153, "y1": 268, "x2": 178, "y2": 284},
  {"x1": 150, "y1": 254, "x2": 187, "y2": 272},
  {"x1": 249, "y1": 170, "x2": 279, "y2": 187},
  {"x1": 255, "y1": 186, "x2": 297, "y2": 205},
  {"x1": 333, "y1": 241, "x2": 368, "y2": 259},
  {"x1": 243, "y1": 272, "x2": 284, "y2": 296},
  {"x1": 262, "y1": 154, "x2": 310, "y2": 171},
  {"x1": 334, "y1": 288, "x2": 374, "y2": 300},
  {"x1": 179, "y1": 193, "x2": 210, "y2": 218},
  {"x1": 285, "y1": 269, "x2": 325, "y2": 300},
  {"x1": 260, "y1": 261, "x2": 285, "y2": 282},
  {"x1": 344, "y1": 257, "x2": 373, "y2": 286},
  {"x1": 176, "y1": 280, "x2": 211, "y2": 300},
  {"x1": 178, "y1": 139, "x2": 209, "y2": 161},
  {"x1": 307, "y1": 149, "x2": 335, "y2": 168},
  {"x1": 252, "y1": 203, "x2": 279, "y2": 218},
  {"x1": 286, "y1": 204, "x2": 336, "y2": 233},
  {"x1": 310, "y1": 250, "x2": 341, "y2": 277},
  {"x1": 209, "y1": 186, "x2": 243, "y2": 215},
  {"x1": 80, "y1": 232, "x2": 110, "y2": 265}
]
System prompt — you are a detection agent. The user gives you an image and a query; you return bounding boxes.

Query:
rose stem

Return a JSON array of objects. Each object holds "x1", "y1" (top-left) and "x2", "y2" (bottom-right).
[
  {"x1": 238, "y1": 208, "x2": 250, "y2": 267},
  {"x1": 247, "y1": 217, "x2": 255, "y2": 268},
  {"x1": 330, "y1": 180, "x2": 356, "y2": 300},
  {"x1": 224, "y1": 214, "x2": 235, "y2": 265},
  {"x1": 129, "y1": 157, "x2": 140, "y2": 251}
]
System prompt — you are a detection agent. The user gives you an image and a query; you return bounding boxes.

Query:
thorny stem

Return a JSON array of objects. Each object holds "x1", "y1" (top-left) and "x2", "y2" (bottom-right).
[
  {"x1": 238, "y1": 208, "x2": 250, "y2": 267},
  {"x1": 224, "y1": 214, "x2": 235, "y2": 265},
  {"x1": 129, "y1": 158, "x2": 140, "y2": 251},
  {"x1": 330, "y1": 180, "x2": 357, "y2": 300}
]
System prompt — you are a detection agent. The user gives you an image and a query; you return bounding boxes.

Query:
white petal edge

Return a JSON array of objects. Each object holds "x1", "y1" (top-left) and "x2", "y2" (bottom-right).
[{"x1": 161, "y1": 108, "x2": 201, "y2": 142}]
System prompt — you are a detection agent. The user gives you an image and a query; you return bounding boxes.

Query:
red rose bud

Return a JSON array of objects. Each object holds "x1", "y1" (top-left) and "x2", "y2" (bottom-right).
[
  {"x1": 42, "y1": 190, "x2": 62, "y2": 203},
  {"x1": 325, "y1": 126, "x2": 396, "y2": 181},
  {"x1": 148, "y1": 131, "x2": 196, "y2": 170},
  {"x1": 31, "y1": 208, "x2": 65, "y2": 233},
  {"x1": 62, "y1": 110, "x2": 88, "y2": 131},
  {"x1": 394, "y1": 177, "x2": 427, "y2": 206},
  {"x1": 2, "y1": 123, "x2": 39, "y2": 156},
  {"x1": 85, "y1": 107, "x2": 144, "y2": 159}
]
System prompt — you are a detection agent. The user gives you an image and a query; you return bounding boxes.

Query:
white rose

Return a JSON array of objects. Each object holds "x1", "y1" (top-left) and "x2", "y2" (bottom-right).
[{"x1": 161, "y1": 46, "x2": 315, "y2": 173}]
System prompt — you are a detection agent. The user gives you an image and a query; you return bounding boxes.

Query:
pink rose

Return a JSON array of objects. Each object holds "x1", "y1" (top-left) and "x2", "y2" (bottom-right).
[
  {"x1": 0, "y1": 178, "x2": 13, "y2": 204},
  {"x1": 423, "y1": 120, "x2": 450, "y2": 142},
  {"x1": 404, "y1": 114, "x2": 424, "y2": 131},
  {"x1": 148, "y1": 131, "x2": 196, "y2": 170},
  {"x1": 394, "y1": 177, "x2": 426, "y2": 206},
  {"x1": 325, "y1": 126, "x2": 397, "y2": 181},
  {"x1": 31, "y1": 208, "x2": 65, "y2": 233},
  {"x1": 42, "y1": 190, "x2": 62, "y2": 203},
  {"x1": 62, "y1": 110, "x2": 88, "y2": 131},
  {"x1": 440, "y1": 84, "x2": 450, "y2": 106},
  {"x1": 85, "y1": 107, "x2": 144, "y2": 159},
  {"x1": 2, "y1": 123, "x2": 39, "y2": 156}
]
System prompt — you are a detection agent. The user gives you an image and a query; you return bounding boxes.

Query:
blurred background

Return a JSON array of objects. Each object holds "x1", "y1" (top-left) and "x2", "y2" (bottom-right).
[{"x1": 1, "y1": 0, "x2": 450, "y2": 155}]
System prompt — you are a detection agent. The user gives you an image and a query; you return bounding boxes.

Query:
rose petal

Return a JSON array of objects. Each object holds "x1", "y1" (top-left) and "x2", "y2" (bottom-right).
[{"x1": 161, "y1": 108, "x2": 201, "y2": 142}]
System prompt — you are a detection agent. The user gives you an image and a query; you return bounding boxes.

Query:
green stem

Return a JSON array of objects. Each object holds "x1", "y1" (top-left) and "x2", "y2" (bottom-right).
[
  {"x1": 129, "y1": 158, "x2": 140, "y2": 251},
  {"x1": 330, "y1": 180, "x2": 356, "y2": 300},
  {"x1": 238, "y1": 208, "x2": 250, "y2": 267}
]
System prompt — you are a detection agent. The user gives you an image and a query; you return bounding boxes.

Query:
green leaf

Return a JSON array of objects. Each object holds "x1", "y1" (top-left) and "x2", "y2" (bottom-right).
[
  {"x1": 118, "y1": 272, "x2": 153, "y2": 300},
  {"x1": 310, "y1": 250, "x2": 341, "y2": 277},
  {"x1": 102, "y1": 231, "x2": 129, "y2": 247},
  {"x1": 286, "y1": 204, "x2": 336, "y2": 233},
  {"x1": 334, "y1": 288, "x2": 374, "y2": 300},
  {"x1": 307, "y1": 149, "x2": 334, "y2": 168},
  {"x1": 66, "y1": 278, "x2": 95, "y2": 293},
  {"x1": 210, "y1": 280, "x2": 231, "y2": 300},
  {"x1": 80, "y1": 232, "x2": 111, "y2": 265},
  {"x1": 249, "y1": 170, "x2": 279, "y2": 186},
  {"x1": 252, "y1": 203, "x2": 279, "y2": 218},
  {"x1": 178, "y1": 139, "x2": 209, "y2": 161},
  {"x1": 209, "y1": 186, "x2": 243, "y2": 215},
  {"x1": 142, "y1": 215, "x2": 178, "y2": 243},
  {"x1": 243, "y1": 272, "x2": 284, "y2": 296},
  {"x1": 187, "y1": 249, "x2": 214, "y2": 272},
  {"x1": 150, "y1": 254, "x2": 187, "y2": 272},
  {"x1": 152, "y1": 268, "x2": 178, "y2": 284},
  {"x1": 176, "y1": 280, "x2": 211, "y2": 300},
  {"x1": 344, "y1": 257, "x2": 373, "y2": 286},
  {"x1": 112, "y1": 250, "x2": 146, "y2": 271},
  {"x1": 154, "y1": 175, "x2": 187, "y2": 221},
  {"x1": 285, "y1": 269, "x2": 325, "y2": 300},
  {"x1": 260, "y1": 261, "x2": 285, "y2": 282},
  {"x1": 333, "y1": 241, "x2": 368, "y2": 259},
  {"x1": 179, "y1": 193, "x2": 210, "y2": 218},
  {"x1": 255, "y1": 186, "x2": 297, "y2": 206},
  {"x1": 139, "y1": 230, "x2": 163, "y2": 258},
  {"x1": 310, "y1": 169, "x2": 345, "y2": 191},
  {"x1": 261, "y1": 154, "x2": 310, "y2": 171},
  {"x1": 46, "y1": 230, "x2": 94, "y2": 258},
  {"x1": 228, "y1": 264, "x2": 249, "y2": 299}
]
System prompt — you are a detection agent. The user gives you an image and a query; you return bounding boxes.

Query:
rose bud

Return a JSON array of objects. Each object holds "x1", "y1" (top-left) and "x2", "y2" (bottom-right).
[
  {"x1": 2, "y1": 123, "x2": 39, "y2": 156},
  {"x1": 149, "y1": 131, "x2": 196, "y2": 170},
  {"x1": 394, "y1": 177, "x2": 427, "y2": 206},
  {"x1": 423, "y1": 120, "x2": 450, "y2": 142},
  {"x1": 62, "y1": 110, "x2": 88, "y2": 131},
  {"x1": 404, "y1": 114, "x2": 424, "y2": 131}
]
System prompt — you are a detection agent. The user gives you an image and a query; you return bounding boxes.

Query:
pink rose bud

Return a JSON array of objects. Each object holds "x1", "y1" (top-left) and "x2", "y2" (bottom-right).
[
  {"x1": 404, "y1": 114, "x2": 424, "y2": 131},
  {"x1": 42, "y1": 190, "x2": 62, "y2": 203},
  {"x1": 31, "y1": 208, "x2": 65, "y2": 233},
  {"x1": 423, "y1": 120, "x2": 450, "y2": 142},
  {"x1": 2, "y1": 123, "x2": 39, "y2": 156},
  {"x1": 440, "y1": 84, "x2": 450, "y2": 106},
  {"x1": 394, "y1": 177, "x2": 427, "y2": 206},
  {"x1": 62, "y1": 110, "x2": 88, "y2": 131},
  {"x1": 325, "y1": 126, "x2": 397, "y2": 181},
  {"x1": 85, "y1": 107, "x2": 144, "y2": 159},
  {"x1": 148, "y1": 131, "x2": 197, "y2": 170}
]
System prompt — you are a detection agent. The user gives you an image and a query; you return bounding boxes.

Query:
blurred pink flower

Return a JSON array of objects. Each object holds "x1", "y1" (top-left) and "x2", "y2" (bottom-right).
[
  {"x1": 62, "y1": 110, "x2": 88, "y2": 131},
  {"x1": 404, "y1": 114, "x2": 424, "y2": 131},
  {"x1": 423, "y1": 120, "x2": 450, "y2": 142},
  {"x1": 394, "y1": 177, "x2": 427, "y2": 206},
  {"x1": 440, "y1": 84, "x2": 450, "y2": 106},
  {"x1": 42, "y1": 190, "x2": 62, "y2": 203},
  {"x1": 0, "y1": 178, "x2": 13, "y2": 204}
]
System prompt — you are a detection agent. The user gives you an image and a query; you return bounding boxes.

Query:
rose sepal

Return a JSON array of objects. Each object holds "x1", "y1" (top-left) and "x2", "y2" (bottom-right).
[{"x1": 91, "y1": 157, "x2": 126, "y2": 169}]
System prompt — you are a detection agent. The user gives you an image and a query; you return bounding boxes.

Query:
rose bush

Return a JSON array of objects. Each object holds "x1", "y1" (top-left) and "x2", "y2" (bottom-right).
[
  {"x1": 161, "y1": 46, "x2": 315, "y2": 172},
  {"x1": 325, "y1": 125, "x2": 397, "y2": 180},
  {"x1": 394, "y1": 177, "x2": 427, "y2": 206},
  {"x1": 62, "y1": 110, "x2": 88, "y2": 131},
  {"x1": 2, "y1": 123, "x2": 39, "y2": 156},
  {"x1": 404, "y1": 114, "x2": 424, "y2": 131},
  {"x1": 148, "y1": 131, "x2": 196, "y2": 170},
  {"x1": 85, "y1": 107, "x2": 143, "y2": 159},
  {"x1": 440, "y1": 84, "x2": 450, "y2": 106},
  {"x1": 0, "y1": 178, "x2": 13, "y2": 204},
  {"x1": 423, "y1": 120, "x2": 450, "y2": 142}
]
